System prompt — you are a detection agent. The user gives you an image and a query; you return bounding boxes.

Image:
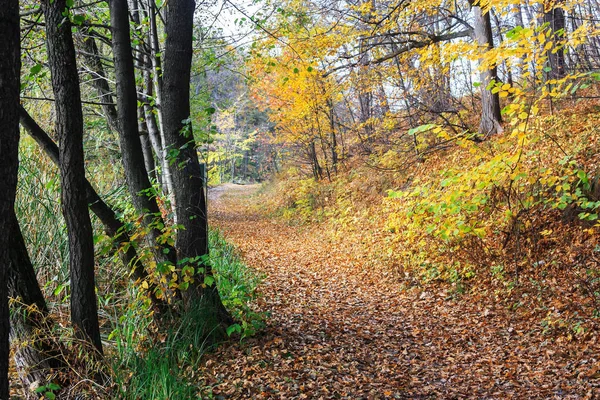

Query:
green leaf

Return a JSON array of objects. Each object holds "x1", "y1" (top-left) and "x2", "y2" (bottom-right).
[
  {"x1": 47, "y1": 383, "x2": 61, "y2": 391},
  {"x1": 293, "y1": 68, "x2": 299, "y2": 74},
  {"x1": 30, "y1": 64, "x2": 42, "y2": 76},
  {"x1": 226, "y1": 324, "x2": 241, "y2": 336},
  {"x1": 204, "y1": 275, "x2": 215, "y2": 287},
  {"x1": 72, "y1": 14, "x2": 85, "y2": 25},
  {"x1": 35, "y1": 386, "x2": 47, "y2": 394}
]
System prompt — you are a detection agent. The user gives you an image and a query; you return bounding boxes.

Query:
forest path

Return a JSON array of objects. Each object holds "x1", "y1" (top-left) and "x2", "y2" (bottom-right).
[{"x1": 200, "y1": 184, "x2": 595, "y2": 399}]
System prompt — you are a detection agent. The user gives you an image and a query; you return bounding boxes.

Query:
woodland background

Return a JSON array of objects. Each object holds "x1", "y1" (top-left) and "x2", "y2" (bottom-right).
[{"x1": 2, "y1": 0, "x2": 600, "y2": 398}]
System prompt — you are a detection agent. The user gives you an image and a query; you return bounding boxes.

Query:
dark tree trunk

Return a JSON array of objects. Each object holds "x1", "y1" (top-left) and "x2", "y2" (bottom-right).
[
  {"x1": 162, "y1": 0, "x2": 232, "y2": 323},
  {"x1": 544, "y1": 1, "x2": 566, "y2": 80},
  {"x1": 309, "y1": 140, "x2": 323, "y2": 180},
  {"x1": 109, "y1": 0, "x2": 178, "y2": 270},
  {"x1": 19, "y1": 106, "x2": 167, "y2": 312},
  {"x1": 0, "y1": 0, "x2": 20, "y2": 395},
  {"x1": 327, "y1": 99, "x2": 338, "y2": 173},
  {"x1": 472, "y1": 4, "x2": 503, "y2": 137},
  {"x1": 41, "y1": 0, "x2": 102, "y2": 354}
]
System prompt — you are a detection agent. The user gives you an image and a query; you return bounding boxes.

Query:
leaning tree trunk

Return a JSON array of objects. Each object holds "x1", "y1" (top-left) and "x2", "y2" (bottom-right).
[
  {"x1": 162, "y1": 0, "x2": 232, "y2": 323},
  {"x1": 109, "y1": 0, "x2": 178, "y2": 272},
  {"x1": 472, "y1": 3, "x2": 503, "y2": 137},
  {"x1": 0, "y1": 0, "x2": 20, "y2": 395},
  {"x1": 41, "y1": 0, "x2": 103, "y2": 354},
  {"x1": 18, "y1": 107, "x2": 167, "y2": 312}
]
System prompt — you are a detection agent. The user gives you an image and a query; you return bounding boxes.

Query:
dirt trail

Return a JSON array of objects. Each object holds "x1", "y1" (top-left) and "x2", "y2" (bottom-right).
[{"x1": 200, "y1": 184, "x2": 599, "y2": 399}]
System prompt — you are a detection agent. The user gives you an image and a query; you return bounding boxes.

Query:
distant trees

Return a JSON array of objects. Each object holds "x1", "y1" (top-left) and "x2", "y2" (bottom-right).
[{"x1": 247, "y1": 0, "x2": 598, "y2": 174}]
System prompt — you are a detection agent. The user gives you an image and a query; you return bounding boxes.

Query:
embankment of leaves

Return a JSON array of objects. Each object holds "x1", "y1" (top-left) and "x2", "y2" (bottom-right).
[
  {"x1": 259, "y1": 102, "x2": 600, "y2": 340},
  {"x1": 109, "y1": 228, "x2": 264, "y2": 399}
]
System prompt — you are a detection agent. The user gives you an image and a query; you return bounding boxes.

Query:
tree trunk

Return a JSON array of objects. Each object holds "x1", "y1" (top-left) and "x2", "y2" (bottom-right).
[
  {"x1": 139, "y1": 108, "x2": 158, "y2": 182},
  {"x1": 544, "y1": 1, "x2": 566, "y2": 80},
  {"x1": 162, "y1": 0, "x2": 232, "y2": 323},
  {"x1": 513, "y1": 3, "x2": 526, "y2": 82},
  {"x1": 0, "y1": 0, "x2": 20, "y2": 395},
  {"x1": 472, "y1": 4, "x2": 503, "y2": 137},
  {"x1": 41, "y1": 0, "x2": 103, "y2": 354},
  {"x1": 142, "y1": 52, "x2": 166, "y2": 191},
  {"x1": 327, "y1": 98, "x2": 338, "y2": 173},
  {"x1": 80, "y1": 35, "x2": 119, "y2": 134},
  {"x1": 309, "y1": 140, "x2": 323, "y2": 180},
  {"x1": 148, "y1": 0, "x2": 176, "y2": 206},
  {"x1": 109, "y1": 0, "x2": 178, "y2": 272}
]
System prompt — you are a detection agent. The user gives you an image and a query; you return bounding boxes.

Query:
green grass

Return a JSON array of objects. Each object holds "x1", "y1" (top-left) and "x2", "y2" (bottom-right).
[{"x1": 110, "y1": 228, "x2": 264, "y2": 399}]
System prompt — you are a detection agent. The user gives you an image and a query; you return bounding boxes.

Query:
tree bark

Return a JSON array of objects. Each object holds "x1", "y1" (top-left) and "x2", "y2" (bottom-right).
[
  {"x1": 142, "y1": 52, "x2": 166, "y2": 190},
  {"x1": 148, "y1": 0, "x2": 176, "y2": 204},
  {"x1": 0, "y1": 0, "x2": 20, "y2": 395},
  {"x1": 139, "y1": 108, "x2": 158, "y2": 182},
  {"x1": 544, "y1": 1, "x2": 566, "y2": 80},
  {"x1": 109, "y1": 0, "x2": 178, "y2": 271},
  {"x1": 162, "y1": 0, "x2": 232, "y2": 323},
  {"x1": 472, "y1": 4, "x2": 503, "y2": 137},
  {"x1": 41, "y1": 0, "x2": 103, "y2": 354}
]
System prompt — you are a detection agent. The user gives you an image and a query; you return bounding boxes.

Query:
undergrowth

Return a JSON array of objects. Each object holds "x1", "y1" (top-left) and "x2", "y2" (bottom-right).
[
  {"x1": 109, "y1": 228, "x2": 264, "y2": 399},
  {"x1": 258, "y1": 98, "x2": 600, "y2": 338},
  {"x1": 15, "y1": 138, "x2": 264, "y2": 398}
]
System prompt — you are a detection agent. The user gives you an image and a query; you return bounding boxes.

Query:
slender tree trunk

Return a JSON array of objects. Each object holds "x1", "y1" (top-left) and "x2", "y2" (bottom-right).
[
  {"x1": 472, "y1": 3, "x2": 503, "y2": 137},
  {"x1": 309, "y1": 140, "x2": 323, "y2": 180},
  {"x1": 544, "y1": 1, "x2": 566, "y2": 80},
  {"x1": 492, "y1": 10, "x2": 514, "y2": 88},
  {"x1": 110, "y1": 0, "x2": 178, "y2": 273},
  {"x1": 41, "y1": 0, "x2": 102, "y2": 354},
  {"x1": 358, "y1": 36, "x2": 373, "y2": 147},
  {"x1": 0, "y1": 0, "x2": 20, "y2": 395},
  {"x1": 327, "y1": 99, "x2": 338, "y2": 173},
  {"x1": 162, "y1": 0, "x2": 232, "y2": 323},
  {"x1": 79, "y1": 35, "x2": 119, "y2": 133},
  {"x1": 513, "y1": 3, "x2": 526, "y2": 82},
  {"x1": 142, "y1": 53, "x2": 165, "y2": 189},
  {"x1": 148, "y1": 0, "x2": 176, "y2": 205},
  {"x1": 139, "y1": 108, "x2": 158, "y2": 182}
]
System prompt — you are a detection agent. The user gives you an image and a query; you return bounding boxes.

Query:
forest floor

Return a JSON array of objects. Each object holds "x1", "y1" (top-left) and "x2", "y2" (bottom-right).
[{"x1": 200, "y1": 184, "x2": 600, "y2": 399}]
